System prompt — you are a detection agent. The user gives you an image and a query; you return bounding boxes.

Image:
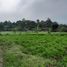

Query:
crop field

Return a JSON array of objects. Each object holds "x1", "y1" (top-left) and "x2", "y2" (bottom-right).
[{"x1": 0, "y1": 33, "x2": 67, "y2": 67}]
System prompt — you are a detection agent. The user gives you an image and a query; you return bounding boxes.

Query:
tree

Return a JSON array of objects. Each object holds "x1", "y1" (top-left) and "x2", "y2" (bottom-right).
[
  {"x1": 0, "y1": 18, "x2": 67, "y2": 32},
  {"x1": 36, "y1": 19, "x2": 40, "y2": 32},
  {"x1": 3, "y1": 21, "x2": 12, "y2": 31},
  {"x1": 58, "y1": 24, "x2": 67, "y2": 32},
  {"x1": 0, "y1": 22, "x2": 4, "y2": 31},
  {"x1": 52, "y1": 22, "x2": 59, "y2": 32},
  {"x1": 46, "y1": 18, "x2": 53, "y2": 33}
]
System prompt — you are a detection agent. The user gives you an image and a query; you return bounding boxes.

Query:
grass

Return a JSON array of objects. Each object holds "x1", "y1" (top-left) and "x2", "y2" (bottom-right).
[{"x1": 0, "y1": 32, "x2": 67, "y2": 67}]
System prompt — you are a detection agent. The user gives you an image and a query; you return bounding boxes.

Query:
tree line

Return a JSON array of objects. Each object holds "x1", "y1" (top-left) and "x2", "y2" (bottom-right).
[{"x1": 0, "y1": 18, "x2": 67, "y2": 32}]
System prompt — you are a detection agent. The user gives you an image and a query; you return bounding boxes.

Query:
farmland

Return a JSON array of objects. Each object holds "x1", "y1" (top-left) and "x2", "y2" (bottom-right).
[{"x1": 0, "y1": 32, "x2": 67, "y2": 67}]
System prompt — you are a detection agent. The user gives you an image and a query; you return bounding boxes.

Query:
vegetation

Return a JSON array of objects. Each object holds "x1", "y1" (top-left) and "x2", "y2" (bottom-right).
[
  {"x1": 0, "y1": 18, "x2": 67, "y2": 67},
  {"x1": 0, "y1": 18, "x2": 67, "y2": 32},
  {"x1": 0, "y1": 33, "x2": 67, "y2": 67}
]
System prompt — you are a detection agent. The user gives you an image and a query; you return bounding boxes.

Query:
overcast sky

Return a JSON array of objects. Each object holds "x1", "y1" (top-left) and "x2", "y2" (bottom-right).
[{"x1": 0, "y1": 0, "x2": 67, "y2": 24}]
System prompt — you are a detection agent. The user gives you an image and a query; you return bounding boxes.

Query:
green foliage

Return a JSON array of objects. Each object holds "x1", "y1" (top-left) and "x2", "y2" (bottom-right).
[
  {"x1": 0, "y1": 33, "x2": 67, "y2": 67},
  {"x1": 1, "y1": 18, "x2": 67, "y2": 32}
]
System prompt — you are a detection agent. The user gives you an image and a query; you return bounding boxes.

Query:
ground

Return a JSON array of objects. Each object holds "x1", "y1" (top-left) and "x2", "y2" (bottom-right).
[{"x1": 0, "y1": 46, "x2": 3, "y2": 67}]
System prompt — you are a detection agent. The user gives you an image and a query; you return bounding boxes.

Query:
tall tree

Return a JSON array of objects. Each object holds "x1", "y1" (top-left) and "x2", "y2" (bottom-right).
[
  {"x1": 46, "y1": 18, "x2": 53, "y2": 33},
  {"x1": 52, "y1": 22, "x2": 59, "y2": 32},
  {"x1": 36, "y1": 19, "x2": 40, "y2": 32}
]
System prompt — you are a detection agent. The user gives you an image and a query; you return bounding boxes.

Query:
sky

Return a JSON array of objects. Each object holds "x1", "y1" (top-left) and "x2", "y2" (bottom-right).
[{"x1": 0, "y1": 0, "x2": 67, "y2": 24}]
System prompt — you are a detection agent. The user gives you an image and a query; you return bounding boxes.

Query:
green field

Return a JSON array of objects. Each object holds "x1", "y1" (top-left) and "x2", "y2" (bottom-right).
[{"x1": 0, "y1": 33, "x2": 67, "y2": 67}]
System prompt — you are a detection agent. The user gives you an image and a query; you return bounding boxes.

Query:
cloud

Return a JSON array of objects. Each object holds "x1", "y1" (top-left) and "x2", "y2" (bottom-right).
[
  {"x1": 0, "y1": 0, "x2": 21, "y2": 13},
  {"x1": 0, "y1": 0, "x2": 35, "y2": 13},
  {"x1": 25, "y1": 0, "x2": 67, "y2": 24},
  {"x1": 29, "y1": 0, "x2": 67, "y2": 17},
  {"x1": 0, "y1": 0, "x2": 67, "y2": 24}
]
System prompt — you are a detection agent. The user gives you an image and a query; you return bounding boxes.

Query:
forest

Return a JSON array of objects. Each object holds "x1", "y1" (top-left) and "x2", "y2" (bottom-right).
[{"x1": 0, "y1": 18, "x2": 67, "y2": 32}]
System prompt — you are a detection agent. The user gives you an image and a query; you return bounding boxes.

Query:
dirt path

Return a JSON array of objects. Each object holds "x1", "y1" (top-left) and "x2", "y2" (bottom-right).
[{"x1": 0, "y1": 46, "x2": 3, "y2": 67}]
